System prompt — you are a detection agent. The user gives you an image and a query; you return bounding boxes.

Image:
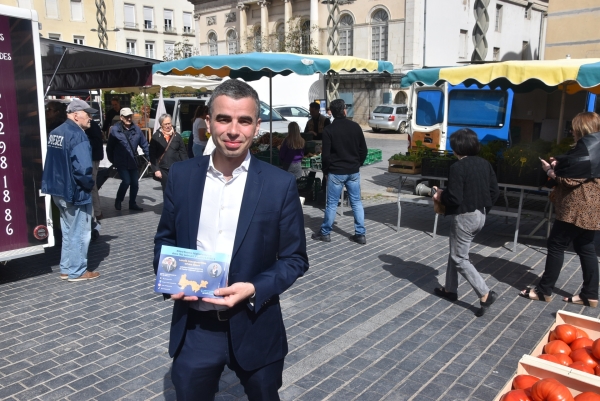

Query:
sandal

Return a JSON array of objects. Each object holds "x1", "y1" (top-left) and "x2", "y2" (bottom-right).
[
  {"x1": 434, "y1": 287, "x2": 458, "y2": 302},
  {"x1": 519, "y1": 287, "x2": 552, "y2": 303},
  {"x1": 563, "y1": 294, "x2": 598, "y2": 308}
]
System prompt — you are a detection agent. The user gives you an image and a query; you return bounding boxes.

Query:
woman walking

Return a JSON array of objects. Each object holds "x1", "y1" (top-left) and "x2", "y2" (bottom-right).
[
  {"x1": 279, "y1": 122, "x2": 305, "y2": 178},
  {"x1": 150, "y1": 114, "x2": 188, "y2": 192},
  {"x1": 520, "y1": 112, "x2": 600, "y2": 307},
  {"x1": 433, "y1": 128, "x2": 500, "y2": 317}
]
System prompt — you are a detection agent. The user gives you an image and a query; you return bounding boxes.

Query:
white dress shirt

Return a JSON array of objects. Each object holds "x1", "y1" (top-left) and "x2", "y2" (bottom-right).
[{"x1": 190, "y1": 150, "x2": 251, "y2": 311}]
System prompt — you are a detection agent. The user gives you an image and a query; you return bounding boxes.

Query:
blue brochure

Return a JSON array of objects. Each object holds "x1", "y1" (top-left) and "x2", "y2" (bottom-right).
[{"x1": 154, "y1": 245, "x2": 229, "y2": 298}]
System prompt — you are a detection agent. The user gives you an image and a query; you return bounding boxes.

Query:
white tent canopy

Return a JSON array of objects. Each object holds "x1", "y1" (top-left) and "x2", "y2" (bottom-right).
[{"x1": 109, "y1": 73, "x2": 221, "y2": 94}]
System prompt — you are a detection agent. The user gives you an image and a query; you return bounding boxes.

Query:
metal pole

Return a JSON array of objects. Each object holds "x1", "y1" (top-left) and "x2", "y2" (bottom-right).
[
  {"x1": 269, "y1": 72, "x2": 273, "y2": 165},
  {"x1": 557, "y1": 84, "x2": 567, "y2": 144},
  {"x1": 44, "y1": 47, "x2": 69, "y2": 97}
]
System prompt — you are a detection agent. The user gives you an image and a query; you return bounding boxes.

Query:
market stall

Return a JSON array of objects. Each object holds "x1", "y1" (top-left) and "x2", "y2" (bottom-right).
[
  {"x1": 393, "y1": 59, "x2": 600, "y2": 249},
  {"x1": 152, "y1": 52, "x2": 394, "y2": 163}
]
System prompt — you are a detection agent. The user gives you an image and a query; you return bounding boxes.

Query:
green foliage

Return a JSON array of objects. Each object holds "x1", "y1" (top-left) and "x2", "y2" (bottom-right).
[
  {"x1": 163, "y1": 39, "x2": 198, "y2": 61},
  {"x1": 130, "y1": 93, "x2": 155, "y2": 114},
  {"x1": 479, "y1": 140, "x2": 508, "y2": 166}
]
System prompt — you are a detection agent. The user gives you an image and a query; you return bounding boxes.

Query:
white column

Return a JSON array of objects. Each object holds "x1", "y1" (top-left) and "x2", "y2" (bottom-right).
[
  {"x1": 283, "y1": 0, "x2": 292, "y2": 37},
  {"x1": 403, "y1": 0, "x2": 425, "y2": 71},
  {"x1": 258, "y1": 0, "x2": 270, "y2": 37},
  {"x1": 310, "y1": 0, "x2": 318, "y2": 48},
  {"x1": 237, "y1": 3, "x2": 248, "y2": 52}
]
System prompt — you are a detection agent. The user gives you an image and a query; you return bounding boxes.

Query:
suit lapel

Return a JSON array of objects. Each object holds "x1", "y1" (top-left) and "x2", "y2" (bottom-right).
[
  {"x1": 188, "y1": 156, "x2": 210, "y2": 246},
  {"x1": 232, "y1": 157, "x2": 263, "y2": 261}
]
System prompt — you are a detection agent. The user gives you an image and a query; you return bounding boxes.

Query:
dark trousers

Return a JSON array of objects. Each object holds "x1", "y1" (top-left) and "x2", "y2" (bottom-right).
[
  {"x1": 116, "y1": 168, "x2": 139, "y2": 206},
  {"x1": 159, "y1": 168, "x2": 169, "y2": 192},
  {"x1": 537, "y1": 219, "x2": 599, "y2": 299},
  {"x1": 171, "y1": 309, "x2": 284, "y2": 401}
]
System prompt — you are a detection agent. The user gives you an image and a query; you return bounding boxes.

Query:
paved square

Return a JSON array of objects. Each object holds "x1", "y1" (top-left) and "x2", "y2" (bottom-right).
[{"x1": 1, "y1": 172, "x2": 599, "y2": 401}]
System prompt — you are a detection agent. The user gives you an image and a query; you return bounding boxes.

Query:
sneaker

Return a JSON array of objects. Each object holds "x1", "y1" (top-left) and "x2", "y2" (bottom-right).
[
  {"x1": 114, "y1": 200, "x2": 121, "y2": 210},
  {"x1": 129, "y1": 204, "x2": 143, "y2": 211},
  {"x1": 68, "y1": 271, "x2": 100, "y2": 282},
  {"x1": 311, "y1": 232, "x2": 330, "y2": 242},
  {"x1": 350, "y1": 235, "x2": 366, "y2": 245},
  {"x1": 60, "y1": 274, "x2": 68, "y2": 280}
]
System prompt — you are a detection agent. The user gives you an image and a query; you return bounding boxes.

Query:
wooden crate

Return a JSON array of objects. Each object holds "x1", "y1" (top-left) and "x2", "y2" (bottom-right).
[
  {"x1": 493, "y1": 355, "x2": 600, "y2": 401},
  {"x1": 388, "y1": 160, "x2": 421, "y2": 174},
  {"x1": 531, "y1": 310, "x2": 600, "y2": 357}
]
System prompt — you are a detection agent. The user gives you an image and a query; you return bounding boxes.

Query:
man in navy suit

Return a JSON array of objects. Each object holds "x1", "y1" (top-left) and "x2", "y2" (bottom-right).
[{"x1": 153, "y1": 79, "x2": 308, "y2": 401}]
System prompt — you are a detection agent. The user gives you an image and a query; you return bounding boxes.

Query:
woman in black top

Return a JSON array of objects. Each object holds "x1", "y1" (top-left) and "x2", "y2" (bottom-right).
[
  {"x1": 150, "y1": 114, "x2": 188, "y2": 192},
  {"x1": 432, "y1": 128, "x2": 500, "y2": 317}
]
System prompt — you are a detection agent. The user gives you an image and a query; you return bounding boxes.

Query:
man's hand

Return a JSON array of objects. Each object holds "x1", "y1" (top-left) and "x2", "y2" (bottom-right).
[
  {"x1": 170, "y1": 292, "x2": 199, "y2": 302},
  {"x1": 155, "y1": 171, "x2": 162, "y2": 179},
  {"x1": 432, "y1": 187, "x2": 443, "y2": 202},
  {"x1": 202, "y1": 282, "x2": 255, "y2": 308}
]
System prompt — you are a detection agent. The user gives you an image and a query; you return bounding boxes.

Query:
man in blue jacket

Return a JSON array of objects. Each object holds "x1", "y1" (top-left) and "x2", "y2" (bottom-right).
[
  {"x1": 42, "y1": 99, "x2": 99, "y2": 282},
  {"x1": 106, "y1": 107, "x2": 150, "y2": 211}
]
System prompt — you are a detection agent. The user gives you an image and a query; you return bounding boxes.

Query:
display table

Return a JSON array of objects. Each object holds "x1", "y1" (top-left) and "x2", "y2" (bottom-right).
[{"x1": 387, "y1": 172, "x2": 553, "y2": 252}]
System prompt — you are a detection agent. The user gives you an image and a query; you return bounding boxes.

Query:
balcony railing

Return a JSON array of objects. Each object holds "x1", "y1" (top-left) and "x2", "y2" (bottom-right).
[
  {"x1": 144, "y1": 23, "x2": 157, "y2": 31},
  {"x1": 164, "y1": 25, "x2": 176, "y2": 34},
  {"x1": 123, "y1": 22, "x2": 138, "y2": 29}
]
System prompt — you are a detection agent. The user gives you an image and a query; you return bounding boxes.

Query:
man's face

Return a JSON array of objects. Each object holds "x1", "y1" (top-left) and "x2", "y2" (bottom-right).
[
  {"x1": 45, "y1": 105, "x2": 59, "y2": 120},
  {"x1": 208, "y1": 95, "x2": 260, "y2": 160},
  {"x1": 111, "y1": 101, "x2": 120, "y2": 111},
  {"x1": 74, "y1": 111, "x2": 92, "y2": 130},
  {"x1": 120, "y1": 114, "x2": 133, "y2": 128},
  {"x1": 309, "y1": 106, "x2": 320, "y2": 118}
]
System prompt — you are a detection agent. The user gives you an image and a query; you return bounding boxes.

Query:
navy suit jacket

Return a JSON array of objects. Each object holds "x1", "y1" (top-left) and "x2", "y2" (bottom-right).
[{"x1": 153, "y1": 154, "x2": 309, "y2": 371}]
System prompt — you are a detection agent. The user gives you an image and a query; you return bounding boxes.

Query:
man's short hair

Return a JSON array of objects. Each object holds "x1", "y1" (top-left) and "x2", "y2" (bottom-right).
[
  {"x1": 309, "y1": 102, "x2": 320, "y2": 110},
  {"x1": 111, "y1": 97, "x2": 120, "y2": 103},
  {"x1": 330, "y1": 99, "x2": 346, "y2": 119},
  {"x1": 207, "y1": 79, "x2": 260, "y2": 120},
  {"x1": 449, "y1": 128, "x2": 481, "y2": 156}
]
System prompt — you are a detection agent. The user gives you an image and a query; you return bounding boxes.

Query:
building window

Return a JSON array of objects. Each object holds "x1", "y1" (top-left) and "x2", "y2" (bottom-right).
[
  {"x1": 164, "y1": 9, "x2": 174, "y2": 33},
  {"x1": 45, "y1": 0, "x2": 58, "y2": 19},
  {"x1": 253, "y1": 26, "x2": 261, "y2": 52},
  {"x1": 371, "y1": 9, "x2": 389, "y2": 61},
  {"x1": 124, "y1": 4, "x2": 136, "y2": 28},
  {"x1": 495, "y1": 5, "x2": 502, "y2": 32},
  {"x1": 227, "y1": 30, "x2": 238, "y2": 55},
  {"x1": 184, "y1": 47, "x2": 192, "y2": 58},
  {"x1": 183, "y1": 12, "x2": 193, "y2": 33},
  {"x1": 208, "y1": 32, "x2": 218, "y2": 56},
  {"x1": 145, "y1": 41, "x2": 155, "y2": 58},
  {"x1": 17, "y1": 0, "x2": 32, "y2": 8},
  {"x1": 73, "y1": 36, "x2": 84, "y2": 45},
  {"x1": 301, "y1": 20, "x2": 310, "y2": 54},
  {"x1": 339, "y1": 14, "x2": 353, "y2": 56},
  {"x1": 48, "y1": 33, "x2": 60, "y2": 40},
  {"x1": 126, "y1": 40, "x2": 136, "y2": 55},
  {"x1": 493, "y1": 47, "x2": 500, "y2": 61},
  {"x1": 276, "y1": 23, "x2": 285, "y2": 52},
  {"x1": 458, "y1": 29, "x2": 468, "y2": 59},
  {"x1": 70, "y1": 0, "x2": 83, "y2": 21},
  {"x1": 164, "y1": 42, "x2": 175, "y2": 59},
  {"x1": 143, "y1": 7, "x2": 154, "y2": 30}
]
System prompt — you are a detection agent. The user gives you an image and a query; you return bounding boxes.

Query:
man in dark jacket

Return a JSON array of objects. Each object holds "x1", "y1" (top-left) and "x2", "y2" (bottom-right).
[
  {"x1": 304, "y1": 101, "x2": 330, "y2": 140},
  {"x1": 106, "y1": 108, "x2": 150, "y2": 211},
  {"x1": 312, "y1": 99, "x2": 368, "y2": 245},
  {"x1": 102, "y1": 97, "x2": 120, "y2": 135},
  {"x1": 85, "y1": 120, "x2": 105, "y2": 220},
  {"x1": 41, "y1": 99, "x2": 99, "y2": 282}
]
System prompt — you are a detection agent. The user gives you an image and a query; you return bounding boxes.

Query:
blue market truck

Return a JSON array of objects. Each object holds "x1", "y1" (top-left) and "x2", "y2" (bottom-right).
[{"x1": 408, "y1": 83, "x2": 599, "y2": 151}]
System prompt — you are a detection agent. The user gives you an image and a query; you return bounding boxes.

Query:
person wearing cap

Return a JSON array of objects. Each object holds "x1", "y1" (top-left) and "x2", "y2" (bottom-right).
[
  {"x1": 42, "y1": 99, "x2": 100, "y2": 282},
  {"x1": 107, "y1": 107, "x2": 150, "y2": 211}
]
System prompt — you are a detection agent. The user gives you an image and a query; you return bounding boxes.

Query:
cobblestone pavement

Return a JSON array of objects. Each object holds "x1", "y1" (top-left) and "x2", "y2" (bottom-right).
[{"x1": 2, "y1": 171, "x2": 600, "y2": 401}]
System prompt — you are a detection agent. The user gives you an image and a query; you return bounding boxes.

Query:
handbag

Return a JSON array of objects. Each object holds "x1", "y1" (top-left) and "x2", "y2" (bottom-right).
[
  {"x1": 152, "y1": 132, "x2": 173, "y2": 181},
  {"x1": 124, "y1": 130, "x2": 148, "y2": 168}
]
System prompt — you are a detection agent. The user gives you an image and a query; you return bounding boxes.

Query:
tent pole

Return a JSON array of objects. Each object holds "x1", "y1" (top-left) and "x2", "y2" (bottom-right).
[
  {"x1": 143, "y1": 86, "x2": 148, "y2": 129},
  {"x1": 270, "y1": 72, "x2": 273, "y2": 165},
  {"x1": 557, "y1": 84, "x2": 567, "y2": 144}
]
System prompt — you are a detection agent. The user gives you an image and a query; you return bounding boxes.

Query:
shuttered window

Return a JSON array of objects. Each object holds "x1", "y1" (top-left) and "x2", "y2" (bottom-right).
[
  {"x1": 71, "y1": 0, "x2": 83, "y2": 21},
  {"x1": 124, "y1": 4, "x2": 135, "y2": 28},
  {"x1": 46, "y1": 0, "x2": 59, "y2": 18}
]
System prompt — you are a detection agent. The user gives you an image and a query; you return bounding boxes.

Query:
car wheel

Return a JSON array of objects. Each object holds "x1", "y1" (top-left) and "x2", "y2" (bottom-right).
[
  {"x1": 372, "y1": 128, "x2": 381, "y2": 133},
  {"x1": 399, "y1": 121, "x2": 407, "y2": 134}
]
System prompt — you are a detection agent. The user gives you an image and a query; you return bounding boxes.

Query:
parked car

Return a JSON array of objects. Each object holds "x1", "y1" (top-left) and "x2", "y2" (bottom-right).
[
  {"x1": 258, "y1": 101, "x2": 291, "y2": 136},
  {"x1": 368, "y1": 104, "x2": 408, "y2": 133},
  {"x1": 149, "y1": 96, "x2": 210, "y2": 137},
  {"x1": 273, "y1": 104, "x2": 310, "y2": 127}
]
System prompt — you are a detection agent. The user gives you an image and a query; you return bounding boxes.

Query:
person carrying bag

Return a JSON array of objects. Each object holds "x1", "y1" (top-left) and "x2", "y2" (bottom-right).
[{"x1": 149, "y1": 114, "x2": 188, "y2": 192}]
